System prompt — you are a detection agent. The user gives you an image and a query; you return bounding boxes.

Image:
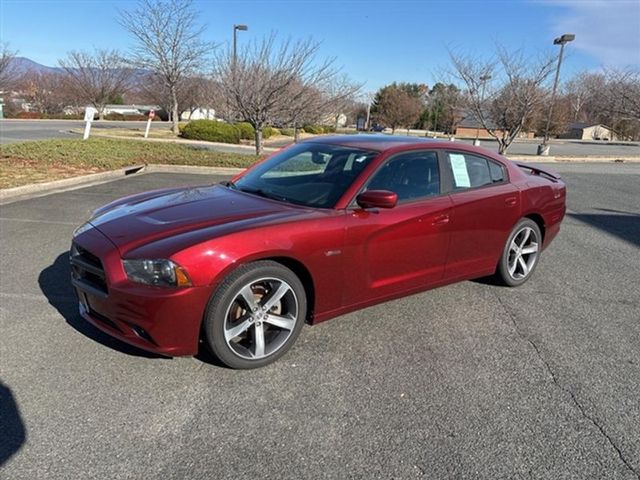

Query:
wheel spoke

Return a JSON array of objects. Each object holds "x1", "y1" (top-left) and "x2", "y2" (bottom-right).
[
  {"x1": 521, "y1": 243, "x2": 539, "y2": 255},
  {"x1": 518, "y1": 228, "x2": 531, "y2": 248},
  {"x1": 225, "y1": 317, "x2": 253, "y2": 341},
  {"x1": 238, "y1": 284, "x2": 258, "y2": 311},
  {"x1": 517, "y1": 256, "x2": 529, "y2": 276},
  {"x1": 508, "y1": 257, "x2": 518, "y2": 276},
  {"x1": 261, "y1": 282, "x2": 290, "y2": 312},
  {"x1": 252, "y1": 323, "x2": 265, "y2": 358},
  {"x1": 264, "y1": 313, "x2": 296, "y2": 331},
  {"x1": 509, "y1": 239, "x2": 519, "y2": 253}
]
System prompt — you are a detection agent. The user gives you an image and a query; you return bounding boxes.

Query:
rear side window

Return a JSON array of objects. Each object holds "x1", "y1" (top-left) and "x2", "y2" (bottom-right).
[{"x1": 445, "y1": 152, "x2": 505, "y2": 190}]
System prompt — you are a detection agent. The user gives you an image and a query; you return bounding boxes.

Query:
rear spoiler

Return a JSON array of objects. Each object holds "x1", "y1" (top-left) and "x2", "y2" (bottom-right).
[{"x1": 514, "y1": 162, "x2": 562, "y2": 182}]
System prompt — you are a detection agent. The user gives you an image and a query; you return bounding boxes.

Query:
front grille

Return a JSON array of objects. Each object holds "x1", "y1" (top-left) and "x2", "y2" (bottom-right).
[{"x1": 70, "y1": 243, "x2": 108, "y2": 296}]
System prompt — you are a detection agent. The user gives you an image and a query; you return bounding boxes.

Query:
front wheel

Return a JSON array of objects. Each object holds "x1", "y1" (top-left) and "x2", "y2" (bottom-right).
[
  {"x1": 496, "y1": 218, "x2": 542, "y2": 287},
  {"x1": 203, "y1": 261, "x2": 307, "y2": 369}
]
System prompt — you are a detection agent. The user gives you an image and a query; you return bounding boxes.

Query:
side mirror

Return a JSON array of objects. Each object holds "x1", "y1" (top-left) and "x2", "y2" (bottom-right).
[{"x1": 356, "y1": 190, "x2": 398, "y2": 209}]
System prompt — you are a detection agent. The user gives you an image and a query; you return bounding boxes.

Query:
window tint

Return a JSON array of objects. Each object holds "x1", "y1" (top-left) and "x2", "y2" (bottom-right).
[
  {"x1": 488, "y1": 160, "x2": 505, "y2": 182},
  {"x1": 366, "y1": 151, "x2": 440, "y2": 202},
  {"x1": 446, "y1": 152, "x2": 504, "y2": 189}
]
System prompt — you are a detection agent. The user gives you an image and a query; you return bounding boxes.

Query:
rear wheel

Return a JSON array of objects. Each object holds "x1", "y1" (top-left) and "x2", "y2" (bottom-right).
[
  {"x1": 497, "y1": 218, "x2": 542, "y2": 287},
  {"x1": 203, "y1": 261, "x2": 306, "y2": 369}
]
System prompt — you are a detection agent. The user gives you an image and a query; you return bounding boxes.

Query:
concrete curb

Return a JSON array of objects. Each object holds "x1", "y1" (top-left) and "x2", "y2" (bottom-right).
[{"x1": 0, "y1": 164, "x2": 246, "y2": 205}]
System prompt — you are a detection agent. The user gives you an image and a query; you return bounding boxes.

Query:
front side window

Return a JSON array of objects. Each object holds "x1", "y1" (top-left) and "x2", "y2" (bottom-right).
[
  {"x1": 365, "y1": 151, "x2": 440, "y2": 202},
  {"x1": 445, "y1": 152, "x2": 505, "y2": 190},
  {"x1": 234, "y1": 142, "x2": 378, "y2": 208}
]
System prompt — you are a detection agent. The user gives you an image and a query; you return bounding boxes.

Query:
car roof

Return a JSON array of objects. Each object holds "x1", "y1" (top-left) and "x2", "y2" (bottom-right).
[{"x1": 301, "y1": 134, "x2": 464, "y2": 152}]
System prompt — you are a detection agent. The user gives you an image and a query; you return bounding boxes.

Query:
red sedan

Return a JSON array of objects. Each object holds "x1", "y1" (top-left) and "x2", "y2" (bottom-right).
[{"x1": 70, "y1": 135, "x2": 566, "y2": 368}]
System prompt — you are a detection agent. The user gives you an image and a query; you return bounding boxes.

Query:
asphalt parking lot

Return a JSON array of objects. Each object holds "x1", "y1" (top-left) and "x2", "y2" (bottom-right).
[{"x1": 1, "y1": 164, "x2": 639, "y2": 479}]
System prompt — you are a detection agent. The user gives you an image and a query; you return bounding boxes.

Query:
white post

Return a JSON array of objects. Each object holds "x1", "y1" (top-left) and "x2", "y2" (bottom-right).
[
  {"x1": 83, "y1": 106, "x2": 97, "y2": 140},
  {"x1": 145, "y1": 109, "x2": 156, "y2": 138},
  {"x1": 83, "y1": 121, "x2": 92, "y2": 140},
  {"x1": 144, "y1": 117, "x2": 152, "y2": 138}
]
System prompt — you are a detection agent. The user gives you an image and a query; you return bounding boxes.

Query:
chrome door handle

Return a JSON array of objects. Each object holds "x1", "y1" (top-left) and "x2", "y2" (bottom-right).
[{"x1": 432, "y1": 214, "x2": 450, "y2": 225}]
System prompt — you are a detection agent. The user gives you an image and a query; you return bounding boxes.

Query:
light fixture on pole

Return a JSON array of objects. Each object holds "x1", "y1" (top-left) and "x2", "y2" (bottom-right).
[
  {"x1": 538, "y1": 33, "x2": 575, "y2": 156},
  {"x1": 233, "y1": 24, "x2": 248, "y2": 65}
]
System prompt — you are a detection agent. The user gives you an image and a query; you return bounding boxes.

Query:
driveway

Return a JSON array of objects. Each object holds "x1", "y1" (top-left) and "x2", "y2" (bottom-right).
[{"x1": 1, "y1": 165, "x2": 639, "y2": 479}]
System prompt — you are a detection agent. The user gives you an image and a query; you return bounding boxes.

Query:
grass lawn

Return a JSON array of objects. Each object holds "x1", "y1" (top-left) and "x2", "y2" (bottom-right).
[{"x1": 0, "y1": 138, "x2": 259, "y2": 189}]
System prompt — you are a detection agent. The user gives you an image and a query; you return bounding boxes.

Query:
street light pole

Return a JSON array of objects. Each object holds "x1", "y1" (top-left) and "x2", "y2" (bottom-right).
[
  {"x1": 474, "y1": 74, "x2": 491, "y2": 146},
  {"x1": 538, "y1": 33, "x2": 575, "y2": 156},
  {"x1": 232, "y1": 24, "x2": 248, "y2": 66}
]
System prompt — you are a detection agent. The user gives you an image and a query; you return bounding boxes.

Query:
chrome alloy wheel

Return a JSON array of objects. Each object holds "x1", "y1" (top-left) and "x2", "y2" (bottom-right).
[
  {"x1": 507, "y1": 226, "x2": 539, "y2": 280},
  {"x1": 223, "y1": 277, "x2": 299, "y2": 360}
]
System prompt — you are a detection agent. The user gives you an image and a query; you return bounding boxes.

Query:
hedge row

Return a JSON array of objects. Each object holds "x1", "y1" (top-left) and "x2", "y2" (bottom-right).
[
  {"x1": 180, "y1": 120, "x2": 282, "y2": 144},
  {"x1": 278, "y1": 125, "x2": 337, "y2": 136}
]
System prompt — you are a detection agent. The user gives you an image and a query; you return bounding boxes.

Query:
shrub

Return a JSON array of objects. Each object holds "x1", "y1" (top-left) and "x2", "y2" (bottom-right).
[
  {"x1": 104, "y1": 112, "x2": 158, "y2": 121},
  {"x1": 16, "y1": 111, "x2": 43, "y2": 119},
  {"x1": 235, "y1": 122, "x2": 256, "y2": 140},
  {"x1": 324, "y1": 125, "x2": 337, "y2": 133},
  {"x1": 303, "y1": 124, "x2": 324, "y2": 134},
  {"x1": 262, "y1": 126, "x2": 280, "y2": 139},
  {"x1": 180, "y1": 120, "x2": 241, "y2": 144},
  {"x1": 280, "y1": 128, "x2": 295, "y2": 136}
]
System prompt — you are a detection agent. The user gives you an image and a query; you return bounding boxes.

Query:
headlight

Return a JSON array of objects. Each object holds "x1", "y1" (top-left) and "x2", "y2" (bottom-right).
[
  {"x1": 73, "y1": 222, "x2": 93, "y2": 237},
  {"x1": 123, "y1": 259, "x2": 192, "y2": 287}
]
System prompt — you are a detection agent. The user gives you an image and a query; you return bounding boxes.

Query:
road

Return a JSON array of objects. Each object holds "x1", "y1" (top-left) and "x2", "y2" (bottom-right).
[
  {"x1": 2, "y1": 119, "x2": 639, "y2": 158},
  {"x1": 1, "y1": 164, "x2": 639, "y2": 479},
  {"x1": 0, "y1": 119, "x2": 172, "y2": 144}
]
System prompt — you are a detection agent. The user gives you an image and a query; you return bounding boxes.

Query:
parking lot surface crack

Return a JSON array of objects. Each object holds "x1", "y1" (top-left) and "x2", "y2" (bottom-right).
[{"x1": 494, "y1": 293, "x2": 639, "y2": 479}]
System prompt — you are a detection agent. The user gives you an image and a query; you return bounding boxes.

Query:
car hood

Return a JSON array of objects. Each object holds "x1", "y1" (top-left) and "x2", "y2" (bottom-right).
[{"x1": 89, "y1": 184, "x2": 307, "y2": 252}]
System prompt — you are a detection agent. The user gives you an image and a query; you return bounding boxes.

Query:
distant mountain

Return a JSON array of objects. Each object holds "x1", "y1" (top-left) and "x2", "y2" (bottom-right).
[
  {"x1": 8, "y1": 57, "x2": 151, "y2": 79},
  {"x1": 9, "y1": 57, "x2": 64, "y2": 75}
]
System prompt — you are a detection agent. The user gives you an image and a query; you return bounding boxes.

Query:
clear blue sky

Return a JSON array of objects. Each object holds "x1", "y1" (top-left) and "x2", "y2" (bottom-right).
[{"x1": 1, "y1": 0, "x2": 639, "y2": 93}]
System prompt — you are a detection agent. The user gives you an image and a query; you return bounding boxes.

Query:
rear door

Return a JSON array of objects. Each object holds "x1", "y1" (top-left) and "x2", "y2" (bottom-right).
[
  {"x1": 442, "y1": 150, "x2": 521, "y2": 280},
  {"x1": 343, "y1": 150, "x2": 453, "y2": 305}
]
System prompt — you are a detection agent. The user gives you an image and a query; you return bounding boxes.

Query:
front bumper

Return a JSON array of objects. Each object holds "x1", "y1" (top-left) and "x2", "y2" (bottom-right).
[{"x1": 71, "y1": 227, "x2": 211, "y2": 356}]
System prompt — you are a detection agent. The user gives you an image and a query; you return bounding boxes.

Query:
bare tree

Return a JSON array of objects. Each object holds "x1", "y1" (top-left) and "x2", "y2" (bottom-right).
[
  {"x1": 374, "y1": 85, "x2": 423, "y2": 133},
  {"x1": 0, "y1": 42, "x2": 18, "y2": 91},
  {"x1": 19, "y1": 71, "x2": 69, "y2": 114},
  {"x1": 215, "y1": 35, "x2": 340, "y2": 154},
  {"x1": 281, "y1": 74, "x2": 361, "y2": 141},
  {"x1": 604, "y1": 69, "x2": 640, "y2": 121},
  {"x1": 59, "y1": 49, "x2": 133, "y2": 119},
  {"x1": 120, "y1": 0, "x2": 212, "y2": 133},
  {"x1": 450, "y1": 47, "x2": 556, "y2": 153}
]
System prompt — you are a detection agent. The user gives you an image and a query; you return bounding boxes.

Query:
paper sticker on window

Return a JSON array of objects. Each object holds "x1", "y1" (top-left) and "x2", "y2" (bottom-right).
[{"x1": 449, "y1": 154, "x2": 470, "y2": 188}]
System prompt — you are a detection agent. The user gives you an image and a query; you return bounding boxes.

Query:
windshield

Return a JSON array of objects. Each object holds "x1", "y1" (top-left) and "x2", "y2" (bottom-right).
[{"x1": 233, "y1": 142, "x2": 378, "y2": 208}]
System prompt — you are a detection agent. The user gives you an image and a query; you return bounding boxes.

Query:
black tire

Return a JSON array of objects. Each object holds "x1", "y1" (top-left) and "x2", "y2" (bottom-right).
[
  {"x1": 496, "y1": 218, "x2": 542, "y2": 287},
  {"x1": 203, "y1": 261, "x2": 307, "y2": 369}
]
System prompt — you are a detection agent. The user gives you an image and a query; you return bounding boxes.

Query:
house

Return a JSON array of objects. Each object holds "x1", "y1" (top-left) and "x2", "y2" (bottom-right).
[
  {"x1": 454, "y1": 112, "x2": 535, "y2": 139},
  {"x1": 560, "y1": 123, "x2": 617, "y2": 141},
  {"x1": 103, "y1": 104, "x2": 160, "y2": 116},
  {"x1": 180, "y1": 108, "x2": 216, "y2": 121}
]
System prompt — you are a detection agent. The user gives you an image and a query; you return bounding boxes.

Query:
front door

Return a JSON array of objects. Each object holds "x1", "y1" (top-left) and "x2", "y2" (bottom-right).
[{"x1": 343, "y1": 150, "x2": 453, "y2": 306}]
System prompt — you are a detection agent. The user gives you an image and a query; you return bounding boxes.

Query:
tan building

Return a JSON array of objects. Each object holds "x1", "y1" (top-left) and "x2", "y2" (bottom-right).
[
  {"x1": 561, "y1": 123, "x2": 618, "y2": 141},
  {"x1": 454, "y1": 113, "x2": 535, "y2": 139}
]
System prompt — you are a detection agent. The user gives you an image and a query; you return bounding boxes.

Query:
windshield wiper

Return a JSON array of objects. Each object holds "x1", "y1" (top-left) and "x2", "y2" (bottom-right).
[
  {"x1": 220, "y1": 180, "x2": 237, "y2": 189},
  {"x1": 237, "y1": 186, "x2": 288, "y2": 202}
]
